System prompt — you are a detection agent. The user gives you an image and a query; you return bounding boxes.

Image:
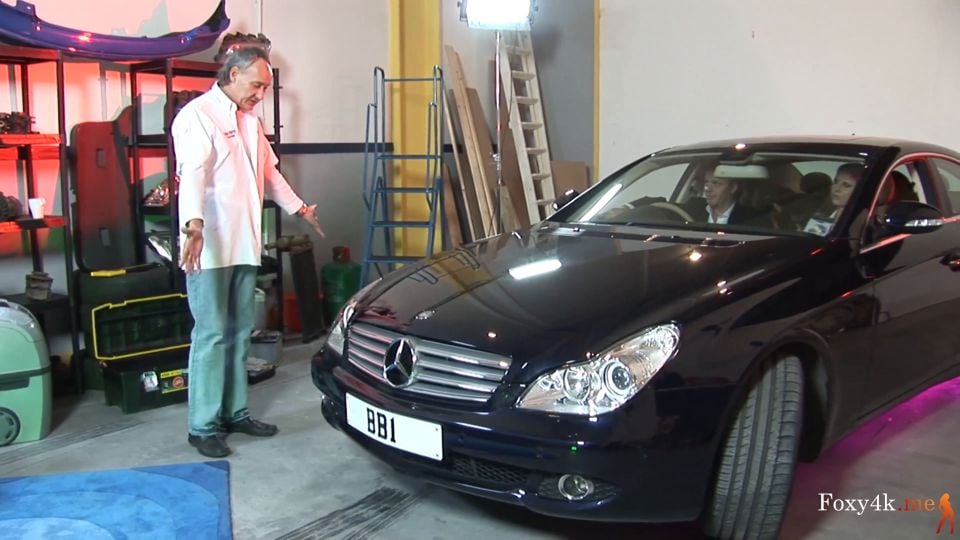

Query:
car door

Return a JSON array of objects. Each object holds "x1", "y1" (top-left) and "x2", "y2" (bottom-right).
[{"x1": 858, "y1": 156, "x2": 960, "y2": 416}]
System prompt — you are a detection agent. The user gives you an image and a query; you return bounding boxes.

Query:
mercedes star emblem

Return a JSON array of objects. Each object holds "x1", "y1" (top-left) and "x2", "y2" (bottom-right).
[{"x1": 383, "y1": 338, "x2": 418, "y2": 388}]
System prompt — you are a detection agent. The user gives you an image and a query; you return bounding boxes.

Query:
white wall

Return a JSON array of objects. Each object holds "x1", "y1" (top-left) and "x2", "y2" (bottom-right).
[{"x1": 599, "y1": 0, "x2": 960, "y2": 176}]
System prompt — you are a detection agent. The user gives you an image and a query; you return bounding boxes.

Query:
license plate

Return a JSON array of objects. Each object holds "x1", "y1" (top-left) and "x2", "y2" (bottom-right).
[{"x1": 345, "y1": 393, "x2": 443, "y2": 461}]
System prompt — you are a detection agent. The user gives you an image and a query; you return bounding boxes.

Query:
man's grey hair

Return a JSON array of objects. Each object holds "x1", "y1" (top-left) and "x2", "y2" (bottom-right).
[{"x1": 217, "y1": 46, "x2": 270, "y2": 85}]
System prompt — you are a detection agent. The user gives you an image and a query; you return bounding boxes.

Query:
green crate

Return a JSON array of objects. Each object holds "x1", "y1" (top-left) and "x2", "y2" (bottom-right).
[
  {"x1": 92, "y1": 294, "x2": 193, "y2": 362},
  {"x1": 102, "y1": 351, "x2": 189, "y2": 414}
]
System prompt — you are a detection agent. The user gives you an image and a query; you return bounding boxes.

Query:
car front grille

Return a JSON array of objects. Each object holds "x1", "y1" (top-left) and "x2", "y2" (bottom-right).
[
  {"x1": 403, "y1": 451, "x2": 531, "y2": 489},
  {"x1": 346, "y1": 323, "x2": 512, "y2": 404}
]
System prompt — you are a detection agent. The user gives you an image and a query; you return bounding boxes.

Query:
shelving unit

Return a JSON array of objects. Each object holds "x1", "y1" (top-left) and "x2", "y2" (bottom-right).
[
  {"x1": 0, "y1": 44, "x2": 80, "y2": 383},
  {"x1": 127, "y1": 58, "x2": 287, "y2": 330}
]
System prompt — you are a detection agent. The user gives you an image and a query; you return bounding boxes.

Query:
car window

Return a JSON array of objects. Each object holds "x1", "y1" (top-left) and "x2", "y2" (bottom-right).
[
  {"x1": 618, "y1": 163, "x2": 690, "y2": 202},
  {"x1": 861, "y1": 159, "x2": 941, "y2": 247},
  {"x1": 931, "y1": 157, "x2": 960, "y2": 215},
  {"x1": 875, "y1": 162, "x2": 925, "y2": 205},
  {"x1": 558, "y1": 150, "x2": 869, "y2": 237}
]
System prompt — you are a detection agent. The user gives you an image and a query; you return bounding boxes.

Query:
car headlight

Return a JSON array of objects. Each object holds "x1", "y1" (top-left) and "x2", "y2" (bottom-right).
[
  {"x1": 517, "y1": 323, "x2": 680, "y2": 415},
  {"x1": 325, "y1": 278, "x2": 382, "y2": 356}
]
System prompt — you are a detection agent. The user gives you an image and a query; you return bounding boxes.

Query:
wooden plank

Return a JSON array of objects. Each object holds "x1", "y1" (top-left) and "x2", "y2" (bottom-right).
[
  {"x1": 551, "y1": 160, "x2": 591, "y2": 196},
  {"x1": 465, "y1": 88, "x2": 508, "y2": 233},
  {"x1": 441, "y1": 163, "x2": 464, "y2": 247},
  {"x1": 444, "y1": 45, "x2": 495, "y2": 237},
  {"x1": 443, "y1": 89, "x2": 481, "y2": 242}
]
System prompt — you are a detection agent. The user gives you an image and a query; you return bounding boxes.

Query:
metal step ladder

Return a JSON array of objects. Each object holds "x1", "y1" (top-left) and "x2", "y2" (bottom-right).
[
  {"x1": 498, "y1": 31, "x2": 555, "y2": 225},
  {"x1": 360, "y1": 66, "x2": 445, "y2": 285}
]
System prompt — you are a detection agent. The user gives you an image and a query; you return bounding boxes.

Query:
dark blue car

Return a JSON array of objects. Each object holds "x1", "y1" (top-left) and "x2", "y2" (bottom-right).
[{"x1": 312, "y1": 137, "x2": 960, "y2": 539}]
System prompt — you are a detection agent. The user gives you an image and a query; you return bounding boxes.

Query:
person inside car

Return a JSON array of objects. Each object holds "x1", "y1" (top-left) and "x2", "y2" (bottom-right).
[
  {"x1": 699, "y1": 168, "x2": 761, "y2": 225},
  {"x1": 802, "y1": 162, "x2": 864, "y2": 235}
]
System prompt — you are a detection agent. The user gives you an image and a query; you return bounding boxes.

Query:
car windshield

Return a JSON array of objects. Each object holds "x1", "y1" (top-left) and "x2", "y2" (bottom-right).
[{"x1": 557, "y1": 149, "x2": 870, "y2": 236}]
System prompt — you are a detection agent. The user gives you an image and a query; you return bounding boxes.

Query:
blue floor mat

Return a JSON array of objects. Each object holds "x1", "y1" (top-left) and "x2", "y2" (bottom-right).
[{"x1": 0, "y1": 460, "x2": 232, "y2": 539}]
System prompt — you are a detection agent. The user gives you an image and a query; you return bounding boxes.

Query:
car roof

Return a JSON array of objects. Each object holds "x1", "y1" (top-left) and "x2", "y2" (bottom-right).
[{"x1": 656, "y1": 135, "x2": 960, "y2": 159}]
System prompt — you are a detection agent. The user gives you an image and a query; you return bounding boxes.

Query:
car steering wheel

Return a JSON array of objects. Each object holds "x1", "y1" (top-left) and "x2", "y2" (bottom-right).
[{"x1": 651, "y1": 202, "x2": 695, "y2": 222}]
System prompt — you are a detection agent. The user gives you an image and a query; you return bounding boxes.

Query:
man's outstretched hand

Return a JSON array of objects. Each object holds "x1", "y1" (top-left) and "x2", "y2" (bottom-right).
[
  {"x1": 180, "y1": 220, "x2": 204, "y2": 274},
  {"x1": 300, "y1": 204, "x2": 326, "y2": 238}
]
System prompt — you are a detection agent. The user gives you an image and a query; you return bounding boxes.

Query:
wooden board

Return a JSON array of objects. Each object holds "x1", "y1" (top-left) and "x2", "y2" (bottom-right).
[
  {"x1": 443, "y1": 89, "x2": 480, "y2": 242},
  {"x1": 444, "y1": 45, "x2": 495, "y2": 237},
  {"x1": 441, "y1": 163, "x2": 464, "y2": 247},
  {"x1": 551, "y1": 160, "x2": 591, "y2": 196},
  {"x1": 466, "y1": 88, "x2": 509, "y2": 234}
]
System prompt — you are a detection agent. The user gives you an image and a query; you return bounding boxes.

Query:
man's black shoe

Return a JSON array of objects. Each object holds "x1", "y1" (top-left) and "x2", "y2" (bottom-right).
[
  {"x1": 188, "y1": 434, "x2": 231, "y2": 458},
  {"x1": 225, "y1": 418, "x2": 278, "y2": 437}
]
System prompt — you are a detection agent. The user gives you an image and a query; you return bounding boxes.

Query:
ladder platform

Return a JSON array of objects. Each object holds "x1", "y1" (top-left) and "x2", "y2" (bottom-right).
[
  {"x1": 526, "y1": 147, "x2": 548, "y2": 156},
  {"x1": 372, "y1": 221, "x2": 433, "y2": 228},
  {"x1": 521, "y1": 122, "x2": 543, "y2": 130},
  {"x1": 367, "y1": 255, "x2": 422, "y2": 264},
  {"x1": 532, "y1": 173, "x2": 551, "y2": 181},
  {"x1": 536, "y1": 198, "x2": 555, "y2": 205},
  {"x1": 515, "y1": 96, "x2": 539, "y2": 105},
  {"x1": 511, "y1": 70, "x2": 535, "y2": 80}
]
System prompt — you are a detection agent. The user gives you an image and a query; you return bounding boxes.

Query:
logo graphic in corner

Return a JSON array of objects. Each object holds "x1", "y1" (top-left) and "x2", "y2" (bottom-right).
[
  {"x1": 383, "y1": 338, "x2": 418, "y2": 388},
  {"x1": 938, "y1": 492, "x2": 955, "y2": 535}
]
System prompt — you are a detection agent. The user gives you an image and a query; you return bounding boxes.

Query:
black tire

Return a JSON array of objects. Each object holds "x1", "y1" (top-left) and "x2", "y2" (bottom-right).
[
  {"x1": 702, "y1": 355, "x2": 804, "y2": 540},
  {"x1": 0, "y1": 407, "x2": 21, "y2": 446}
]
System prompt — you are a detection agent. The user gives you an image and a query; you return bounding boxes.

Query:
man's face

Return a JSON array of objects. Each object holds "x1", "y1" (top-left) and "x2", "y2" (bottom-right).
[
  {"x1": 831, "y1": 171, "x2": 858, "y2": 208},
  {"x1": 224, "y1": 58, "x2": 272, "y2": 113},
  {"x1": 703, "y1": 172, "x2": 737, "y2": 211}
]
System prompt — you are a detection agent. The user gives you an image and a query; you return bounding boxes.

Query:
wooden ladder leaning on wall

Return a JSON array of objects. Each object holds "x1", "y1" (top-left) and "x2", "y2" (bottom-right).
[{"x1": 498, "y1": 30, "x2": 555, "y2": 225}]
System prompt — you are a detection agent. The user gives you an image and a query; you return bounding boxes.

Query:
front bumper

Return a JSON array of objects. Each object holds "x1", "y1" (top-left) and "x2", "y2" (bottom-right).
[{"x1": 312, "y1": 347, "x2": 731, "y2": 523}]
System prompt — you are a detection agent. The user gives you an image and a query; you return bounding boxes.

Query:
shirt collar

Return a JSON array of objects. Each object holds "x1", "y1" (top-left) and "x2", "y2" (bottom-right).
[
  {"x1": 210, "y1": 83, "x2": 239, "y2": 113},
  {"x1": 707, "y1": 201, "x2": 736, "y2": 224}
]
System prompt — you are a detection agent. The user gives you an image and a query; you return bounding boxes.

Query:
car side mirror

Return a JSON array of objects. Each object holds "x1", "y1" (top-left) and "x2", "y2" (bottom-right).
[
  {"x1": 877, "y1": 201, "x2": 945, "y2": 235},
  {"x1": 553, "y1": 189, "x2": 580, "y2": 211}
]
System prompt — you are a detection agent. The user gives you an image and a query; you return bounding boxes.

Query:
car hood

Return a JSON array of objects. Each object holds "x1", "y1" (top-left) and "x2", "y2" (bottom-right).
[{"x1": 354, "y1": 223, "x2": 821, "y2": 379}]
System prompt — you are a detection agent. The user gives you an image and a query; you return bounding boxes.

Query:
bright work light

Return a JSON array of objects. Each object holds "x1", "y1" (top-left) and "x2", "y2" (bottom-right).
[{"x1": 459, "y1": 0, "x2": 536, "y2": 31}]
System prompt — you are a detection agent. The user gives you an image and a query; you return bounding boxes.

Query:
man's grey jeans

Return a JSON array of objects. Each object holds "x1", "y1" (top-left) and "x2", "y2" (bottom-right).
[{"x1": 185, "y1": 265, "x2": 256, "y2": 436}]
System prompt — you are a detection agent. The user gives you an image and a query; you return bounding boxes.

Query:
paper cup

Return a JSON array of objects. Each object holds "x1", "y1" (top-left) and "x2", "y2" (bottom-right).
[{"x1": 28, "y1": 197, "x2": 45, "y2": 219}]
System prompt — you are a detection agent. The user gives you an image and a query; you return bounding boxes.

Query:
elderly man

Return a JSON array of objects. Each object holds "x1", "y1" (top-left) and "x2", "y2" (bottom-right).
[{"x1": 173, "y1": 46, "x2": 324, "y2": 458}]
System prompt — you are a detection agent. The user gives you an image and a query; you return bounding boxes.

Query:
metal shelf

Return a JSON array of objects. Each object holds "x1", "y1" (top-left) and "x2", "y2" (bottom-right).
[
  {"x1": 0, "y1": 133, "x2": 60, "y2": 146},
  {"x1": 0, "y1": 216, "x2": 66, "y2": 234},
  {"x1": 0, "y1": 45, "x2": 80, "y2": 393},
  {"x1": 1, "y1": 293, "x2": 70, "y2": 314},
  {"x1": 129, "y1": 58, "x2": 219, "y2": 78},
  {"x1": 129, "y1": 61, "x2": 287, "y2": 333},
  {"x1": 0, "y1": 44, "x2": 60, "y2": 65}
]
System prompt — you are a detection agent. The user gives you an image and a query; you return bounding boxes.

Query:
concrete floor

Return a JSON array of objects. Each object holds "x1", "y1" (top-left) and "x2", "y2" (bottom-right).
[{"x1": 1, "y1": 342, "x2": 957, "y2": 539}]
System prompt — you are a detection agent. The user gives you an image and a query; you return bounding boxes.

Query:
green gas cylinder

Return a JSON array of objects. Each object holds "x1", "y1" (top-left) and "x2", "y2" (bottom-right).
[{"x1": 322, "y1": 246, "x2": 362, "y2": 324}]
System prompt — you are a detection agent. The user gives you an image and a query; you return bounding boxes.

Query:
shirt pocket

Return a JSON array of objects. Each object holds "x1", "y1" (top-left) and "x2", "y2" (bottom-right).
[{"x1": 212, "y1": 130, "x2": 243, "y2": 164}]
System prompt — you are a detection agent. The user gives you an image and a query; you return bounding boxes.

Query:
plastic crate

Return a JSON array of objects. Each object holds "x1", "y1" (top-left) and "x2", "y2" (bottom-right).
[
  {"x1": 91, "y1": 294, "x2": 193, "y2": 361},
  {"x1": 102, "y1": 350, "x2": 189, "y2": 414}
]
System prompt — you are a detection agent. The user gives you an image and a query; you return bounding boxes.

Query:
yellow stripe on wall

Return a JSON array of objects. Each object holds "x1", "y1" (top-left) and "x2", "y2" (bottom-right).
[{"x1": 389, "y1": 0, "x2": 441, "y2": 257}]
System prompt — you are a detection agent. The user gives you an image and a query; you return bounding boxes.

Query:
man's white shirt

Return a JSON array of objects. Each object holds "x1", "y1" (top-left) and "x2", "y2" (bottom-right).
[
  {"x1": 173, "y1": 83, "x2": 304, "y2": 270},
  {"x1": 706, "y1": 202, "x2": 736, "y2": 225}
]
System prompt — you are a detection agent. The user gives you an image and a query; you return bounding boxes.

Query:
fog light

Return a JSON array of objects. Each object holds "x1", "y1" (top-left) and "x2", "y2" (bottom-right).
[{"x1": 557, "y1": 474, "x2": 594, "y2": 501}]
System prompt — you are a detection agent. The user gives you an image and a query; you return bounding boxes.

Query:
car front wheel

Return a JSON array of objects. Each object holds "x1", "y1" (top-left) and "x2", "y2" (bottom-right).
[{"x1": 702, "y1": 354, "x2": 804, "y2": 540}]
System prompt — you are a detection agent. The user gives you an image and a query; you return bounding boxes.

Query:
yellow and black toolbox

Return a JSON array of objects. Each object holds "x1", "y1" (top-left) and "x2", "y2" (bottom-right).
[{"x1": 91, "y1": 293, "x2": 193, "y2": 414}]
